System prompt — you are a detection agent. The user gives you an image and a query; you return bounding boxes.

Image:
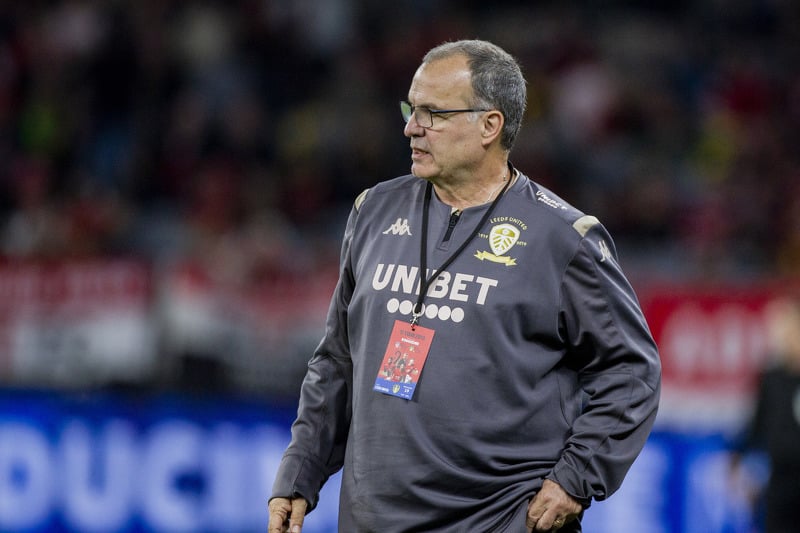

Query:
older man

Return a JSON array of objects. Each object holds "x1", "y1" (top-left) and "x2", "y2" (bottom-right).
[{"x1": 269, "y1": 39, "x2": 661, "y2": 533}]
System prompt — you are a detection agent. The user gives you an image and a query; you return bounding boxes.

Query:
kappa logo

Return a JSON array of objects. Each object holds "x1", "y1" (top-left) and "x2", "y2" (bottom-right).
[
  {"x1": 475, "y1": 223, "x2": 521, "y2": 266},
  {"x1": 383, "y1": 218, "x2": 413, "y2": 236},
  {"x1": 598, "y1": 239, "x2": 612, "y2": 263}
]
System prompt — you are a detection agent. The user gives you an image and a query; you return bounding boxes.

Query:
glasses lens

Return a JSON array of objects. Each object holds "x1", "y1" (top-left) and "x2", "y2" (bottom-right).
[
  {"x1": 419, "y1": 108, "x2": 432, "y2": 127},
  {"x1": 400, "y1": 101, "x2": 413, "y2": 123}
]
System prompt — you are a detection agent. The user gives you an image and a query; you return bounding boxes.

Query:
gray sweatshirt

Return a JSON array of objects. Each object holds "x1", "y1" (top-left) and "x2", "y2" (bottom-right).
[{"x1": 272, "y1": 170, "x2": 661, "y2": 532}]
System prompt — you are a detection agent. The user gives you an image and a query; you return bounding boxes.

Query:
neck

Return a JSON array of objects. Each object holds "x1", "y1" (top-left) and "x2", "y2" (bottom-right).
[{"x1": 431, "y1": 164, "x2": 514, "y2": 211}]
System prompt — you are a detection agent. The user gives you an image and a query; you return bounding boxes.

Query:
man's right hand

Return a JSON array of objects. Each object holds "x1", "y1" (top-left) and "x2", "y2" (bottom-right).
[{"x1": 268, "y1": 496, "x2": 308, "y2": 533}]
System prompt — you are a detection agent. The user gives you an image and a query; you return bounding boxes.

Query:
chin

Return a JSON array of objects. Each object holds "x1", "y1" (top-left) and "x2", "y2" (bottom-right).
[{"x1": 410, "y1": 163, "x2": 435, "y2": 179}]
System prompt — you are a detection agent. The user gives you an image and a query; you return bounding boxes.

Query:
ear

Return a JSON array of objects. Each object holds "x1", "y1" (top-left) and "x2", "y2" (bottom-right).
[{"x1": 480, "y1": 110, "x2": 504, "y2": 147}]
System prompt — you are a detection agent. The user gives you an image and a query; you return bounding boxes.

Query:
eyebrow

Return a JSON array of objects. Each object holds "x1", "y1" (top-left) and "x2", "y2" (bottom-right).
[
  {"x1": 406, "y1": 93, "x2": 443, "y2": 108},
  {"x1": 409, "y1": 101, "x2": 457, "y2": 110}
]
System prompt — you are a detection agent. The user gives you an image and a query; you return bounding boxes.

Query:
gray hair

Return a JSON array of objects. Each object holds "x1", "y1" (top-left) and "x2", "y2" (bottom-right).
[{"x1": 423, "y1": 39, "x2": 527, "y2": 151}]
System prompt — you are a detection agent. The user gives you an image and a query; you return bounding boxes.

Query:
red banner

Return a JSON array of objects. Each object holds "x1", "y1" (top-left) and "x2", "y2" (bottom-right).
[
  {"x1": 0, "y1": 260, "x2": 154, "y2": 386},
  {"x1": 638, "y1": 282, "x2": 798, "y2": 430}
]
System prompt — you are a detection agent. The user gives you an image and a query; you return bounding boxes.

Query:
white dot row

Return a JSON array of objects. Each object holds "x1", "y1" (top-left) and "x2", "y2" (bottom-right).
[{"x1": 386, "y1": 298, "x2": 465, "y2": 322}]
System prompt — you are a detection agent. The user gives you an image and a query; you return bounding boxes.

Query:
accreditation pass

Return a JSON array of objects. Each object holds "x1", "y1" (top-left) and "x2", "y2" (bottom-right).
[{"x1": 373, "y1": 320, "x2": 435, "y2": 400}]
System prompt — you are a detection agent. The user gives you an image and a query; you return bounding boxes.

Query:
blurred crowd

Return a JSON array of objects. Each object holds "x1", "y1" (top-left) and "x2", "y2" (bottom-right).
[{"x1": 1, "y1": 0, "x2": 799, "y2": 286}]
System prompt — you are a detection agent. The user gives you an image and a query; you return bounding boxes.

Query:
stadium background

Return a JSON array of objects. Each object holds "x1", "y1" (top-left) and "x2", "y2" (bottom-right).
[{"x1": 1, "y1": 1, "x2": 797, "y2": 531}]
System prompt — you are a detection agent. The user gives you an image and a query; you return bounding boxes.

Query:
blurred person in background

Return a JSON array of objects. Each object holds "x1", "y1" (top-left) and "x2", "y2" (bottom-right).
[
  {"x1": 268, "y1": 39, "x2": 661, "y2": 533},
  {"x1": 732, "y1": 296, "x2": 800, "y2": 533}
]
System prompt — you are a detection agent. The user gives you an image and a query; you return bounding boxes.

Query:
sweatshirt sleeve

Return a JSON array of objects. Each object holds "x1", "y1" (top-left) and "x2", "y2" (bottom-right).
[
  {"x1": 548, "y1": 221, "x2": 661, "y2": 505},
  {"x1": 270, "y1": 195, "x2": 364, "y2": 511}
]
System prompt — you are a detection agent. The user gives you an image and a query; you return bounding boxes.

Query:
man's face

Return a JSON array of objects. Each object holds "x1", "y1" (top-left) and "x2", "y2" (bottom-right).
[{"x1": 404, "y1": 55, "x2": 486, "y2": 181}]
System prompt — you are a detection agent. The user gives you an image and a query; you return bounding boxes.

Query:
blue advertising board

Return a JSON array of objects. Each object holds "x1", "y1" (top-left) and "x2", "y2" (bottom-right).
[
  {"x1": 0, "y1": 389, "x2": 340, "y2": 533},
  {"x1": 0, "y1": 389, "x2": 761, "y2": 532}
]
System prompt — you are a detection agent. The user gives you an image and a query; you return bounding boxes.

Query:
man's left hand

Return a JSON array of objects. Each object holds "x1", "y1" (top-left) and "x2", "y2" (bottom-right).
[{"x1": 526, "y1": 479, "x2": 583, "y2": 531}]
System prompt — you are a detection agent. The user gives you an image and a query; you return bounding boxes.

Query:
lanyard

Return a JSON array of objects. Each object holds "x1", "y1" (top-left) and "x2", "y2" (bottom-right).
[{"x1": 411, "y1": 176, "x2": 511, "y2": 328}]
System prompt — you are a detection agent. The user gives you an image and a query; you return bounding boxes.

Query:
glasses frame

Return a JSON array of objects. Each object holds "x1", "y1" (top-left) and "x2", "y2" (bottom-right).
[{"x1": 400, "y1": 101, "x2": 490, "y2": 128}]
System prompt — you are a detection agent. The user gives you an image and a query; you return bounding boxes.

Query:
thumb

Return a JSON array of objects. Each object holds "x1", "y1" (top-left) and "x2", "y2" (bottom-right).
[{"x1": 289, "y1": 498, "x2": 308, "y2": 533}]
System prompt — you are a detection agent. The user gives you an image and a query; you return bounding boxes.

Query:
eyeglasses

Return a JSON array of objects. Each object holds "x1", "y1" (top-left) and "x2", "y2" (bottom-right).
[{"x1": 400, "y1": 100, "x2": 490, "y2": 128}]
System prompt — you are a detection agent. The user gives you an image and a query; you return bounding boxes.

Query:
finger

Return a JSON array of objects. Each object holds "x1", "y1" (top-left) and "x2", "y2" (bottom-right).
[
  {"x1": 267, "y1": 514, "x2": 287, "y2": 533},
  {"x1": 526, "y1": 501, "x2": 565, "y2": 531},
  {"x1": 267, "y1": 498, "x2": 291, "y2": 533},
  {"x1": 534, "y1": 507, "x2": 576, "y2": 531},
  {"x1": 526, "y1": 493, "x2": 546, "y2": 529},
  {"x1": 525, "y1": 494, "x2": 547, "y2": 533},
  {"x1": 525, "y1": 506, "x2": 540, "y2": 531},
  {"x1": 526, "y1": 494, "x2": 559, "y2": 531},
  {"x1": 532, "y1": 513, "x2": 559, "y2": 532},
  {"x1": 526, "y1": 505, "x2": 553, "y2": 532},
  {"x1": 288, "y1": 498, "x2": 308, "y2": 533}
]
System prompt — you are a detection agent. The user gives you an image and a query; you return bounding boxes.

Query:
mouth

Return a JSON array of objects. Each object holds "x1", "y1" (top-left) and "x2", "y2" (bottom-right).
[{"x1": 410, "y1": 146, "x2": 429, "y2": 159}]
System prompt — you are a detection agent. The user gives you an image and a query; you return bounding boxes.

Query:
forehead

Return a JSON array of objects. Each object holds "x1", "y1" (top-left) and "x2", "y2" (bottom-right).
[{"x1": 408, "y1": 54, "x2": 473, "y2": 106}]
